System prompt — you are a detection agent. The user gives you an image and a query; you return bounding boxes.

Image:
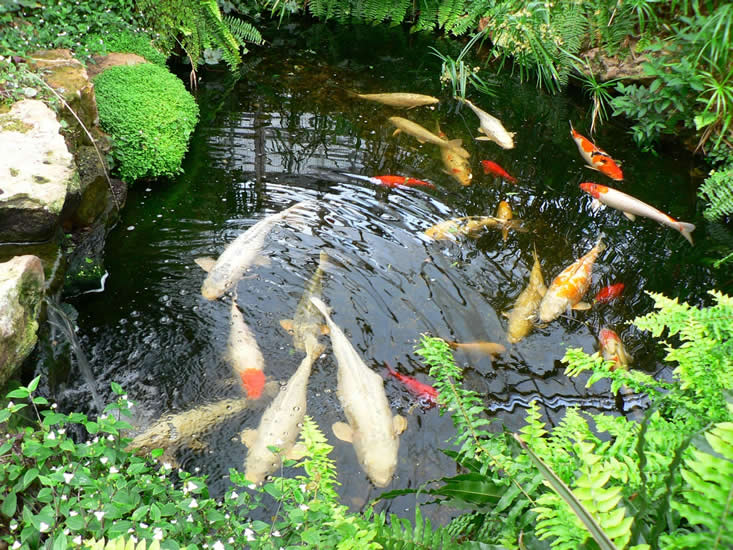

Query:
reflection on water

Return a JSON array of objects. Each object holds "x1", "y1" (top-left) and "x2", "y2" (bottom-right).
[{"x1": 52, "y1": 21, "x2": 726, "y2": 507}]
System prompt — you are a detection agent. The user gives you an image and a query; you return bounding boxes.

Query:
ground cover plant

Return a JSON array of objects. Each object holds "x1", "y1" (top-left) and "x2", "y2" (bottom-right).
[{"x1": 2, "y1": 289, "x2": 731, "y2": 549}]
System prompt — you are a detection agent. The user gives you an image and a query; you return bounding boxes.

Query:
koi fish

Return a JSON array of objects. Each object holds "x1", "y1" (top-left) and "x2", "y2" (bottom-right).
[
  {"x1": 495, "y1": 200, "x2": 516, "y2": 242},
  {"x1": 594, "y1": 283, "x2": 625, "y2": 304},
  {"x1": 599, "y1": 328, "x2": 632, "y2": 371},
  {"x1": 456, "y1": 97, "x2": 515, "y2": 149},
  {"x1": 340, "y1": 172, "x2": 435, "y2": 189},
  {"x1": 384, "y1": 362, "x2": 438, "y2": 408},
  {"x1": 310, "y1": 297, "x2": 407, "y2": 487},
  {"x1": 195, "y1": 200, "x2": 315, "y2": 300},
  {"x1": 569, "y1": 122, "x2": 623, "y2": 181},
  {"x1": 441, "y1": 144, "x2": 473, "y2": 186},
  {"x1": 505, "y1": 246, "x2": 546, "y2": 343},
  {"x1": 539, "y1": 236, "x2": 606, "y2": 323},
  {"x1": 580, "y1": 182, "x2": 695, "y2": 245},
  {"x1": 350, "y1": 91, "x2": 440, "y2": 108},
  {"x1": 481, "y1": 160, "x2": 517, "y2": 183},
  {"x1": 424, "y1": 216, "x2": 502, "y2": 240},
  {"x1": 226, "y1": 294, "x2": 274, "y2": 400},
  {"x1": 389, "y1": 116, "x2": 471, "y2": 159},
  {"x1": 126, "y1": 397, "x2": 251, "y2": 466},
  {"x1": 447, "y1": 341, "x2": 506, "y2": 357}
]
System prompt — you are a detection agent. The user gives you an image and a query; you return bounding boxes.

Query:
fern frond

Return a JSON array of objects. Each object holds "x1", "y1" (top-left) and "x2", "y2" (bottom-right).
[
  {"x1": 660, "y1": 414, "x2": 733, "y2": 549},
  {"x1": 699, "y1": 165, "x2": 733, "y2": 222},
  {"x1": 372, "y1": 506, "x2": 475, "y2": 549}
]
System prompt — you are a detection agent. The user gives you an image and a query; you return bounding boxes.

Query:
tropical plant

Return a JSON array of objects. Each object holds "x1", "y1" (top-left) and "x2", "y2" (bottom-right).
[
  {"x1": 93, "y1": 63, "x2": 199, "y2": 183},
  {"x1": 138, "y1": 0, "x2": 263, "y2": 82},
  {"x1": 430, "y1": 32, "x2": 495, "y2": 100}
]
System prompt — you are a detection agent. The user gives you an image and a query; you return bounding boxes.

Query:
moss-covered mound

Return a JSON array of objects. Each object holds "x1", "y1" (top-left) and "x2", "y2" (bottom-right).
[{"x1": 93, "y1": 63, "x2": 199, "y2": 183}]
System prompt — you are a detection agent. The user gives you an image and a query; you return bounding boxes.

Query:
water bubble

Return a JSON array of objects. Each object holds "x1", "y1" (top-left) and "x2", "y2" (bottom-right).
[
  {"x1": 160, "y1": 316, "x2": 172, "y2": 325},
  {"x1": 127, "y1": 226, "x2": 135, "y2": 231}
]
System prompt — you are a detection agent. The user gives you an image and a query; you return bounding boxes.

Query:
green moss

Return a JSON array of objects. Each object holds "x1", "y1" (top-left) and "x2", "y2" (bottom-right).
[
  {"x1": 0, "y1": 116, "x2": 32, "y2": 133},
  {"x1": 86, "y1": 30, "x2": 168, "y2": 66},
  {"x1": 93, "y1": 63, "x2": 199, "y2": 183}
]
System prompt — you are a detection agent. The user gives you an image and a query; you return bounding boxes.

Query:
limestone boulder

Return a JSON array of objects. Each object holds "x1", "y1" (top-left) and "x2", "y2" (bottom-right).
[
  {"x1": 0, "y1": 255, "x2": 45, "y2": 387},
  {"x1": 0, "y1": 99, "x2": 80, "y2": 243}
]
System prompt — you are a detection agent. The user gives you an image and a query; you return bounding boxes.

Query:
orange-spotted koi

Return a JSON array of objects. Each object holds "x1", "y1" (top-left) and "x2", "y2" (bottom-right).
[
  {"x1": 538, "y1": 236, "x2": 606, "y2": 322},
  {"x1": 570, "y1": 122, "x2": 623, "y2": 181},
  {"x1": 341, "y1": 172, "x2": 435, "y2": 189},
  {"x1": 598, "y1": 328, "x2": 632, "y2": 371},
  {"x1": 579, "y1": 182, "x2": 695, "y2": 245},
  {"x1": 594, "y1": 283, "x2": 625, "y2": 304}
]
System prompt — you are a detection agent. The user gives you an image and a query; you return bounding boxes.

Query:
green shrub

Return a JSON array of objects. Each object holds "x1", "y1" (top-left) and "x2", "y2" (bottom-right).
[
  {"x1": 85, "y1": 31, "x2": 168, "y2": 67},
  {"x1": 93, "y1": 64, "x2": 199, "y2": 183}
]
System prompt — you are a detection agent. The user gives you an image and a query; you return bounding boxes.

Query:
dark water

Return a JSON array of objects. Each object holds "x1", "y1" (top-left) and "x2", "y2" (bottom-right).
[{"x1": 54, "y1": 22, "x2": 729, "y2": 510}]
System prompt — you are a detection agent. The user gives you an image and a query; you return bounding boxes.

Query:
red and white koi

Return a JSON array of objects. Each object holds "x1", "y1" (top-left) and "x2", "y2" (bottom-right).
[
  {"x1": 598, "y1": 328, "x2": 632, "y2": 371},
  {"x1": 579, "y1": 182, "x2": 695, "y2": 245},
  {"x1": 481, "y1": 160, "x2": 517, "y2": 183},
  {"x1": 570, "y1": 122, "x2": 624, "y2": 181},
  {"x1": 538, "y1": 236, "x2": 606, "y2": 323}
]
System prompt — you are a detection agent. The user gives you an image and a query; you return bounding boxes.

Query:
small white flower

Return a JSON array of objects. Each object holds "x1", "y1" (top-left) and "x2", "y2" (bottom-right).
[
  {"x1": 299, "y1": 504, "x2": 309, "y2": 511},
  {"x1": 186, "y1": 514, "x2": 194, "y2": 522},
  {"x1": 224, "y1": 514, "x2": 230, "y2": 520},
  {"x1": 229, "y1": 491, "x2": 238, "y2": 500},
  {"x1": 39, "y1": 521, "x2": 50, "y2": 532},
  {"x1": 12, "y1": 541, "x2": 21, "y2": 549},
  {"x1": 128, "y1": 528, "x2": 135, "y2": 534},
  {"x1": 63, "y1": 473, "x2": 74, "y2": 483},
  {"x1": 153, "y1": 527, "x2": 163, "y2": 541},
  {"x1": 107, "y1": 434, "x2": 115, "y2": 441},
  {"x1": 47, "y1": 432, "x2": 56, "y2": 440},
  {"x1": 272, "y1": 530, "x2": 281, "y2": 537},
  {"x1": 7, "y1": 401, "x2": 14, "y2": 408},
  {"x1": 244, "y1": 528, "x2": 255, "y2": 542},
  {"x1": 186, "y1": 481, "x2": 198, "y2": 492},
  {"x1": 189, "y1": 498, "x2": 198, "y2": 508},
  {"x1": 171, "y1": 519, "x2": 177, "y2": 525},
  {"x1": 140, "y1": 522, "x2": 148, "y2": 529},
  {"x1": 9, "y1": 520, "x2": 17, "y2": 531},
  {"x1": 299, "y1": 483, "x2": 307, "y2": 492},
  {"x1": 130, "y1": 536, "x2": 137, "y2": 544},
  {"x1": 94, "y1": 511, "x2": 105, "y2": 521},
  {"x1": 162, "y1": 462, "x2": 172, "y2": 470},
  {"x1": 61, "y1": 495, "x2": 67, "y2": 501},
  {"x1": 248, "y1": 483, "x2": 257, "y2": 490},
  {"x1": 69, "y1": 511, "x2": 78, "y2": 517},
  {"x1": 73, "y1": 536, "x2": 82, "y2": 545},
  {"x1": 109, "y1": 467, "x2": 119, "y2": 474},
  {"x1": 212, "y1": 542, "x2": 224, "y2": 550},
  {"x1": 58, "y1": 428, "x2": 66, "y2": 435},
  {"x1": 100, "y1": 457, "x2": 108, "y2": 464}
]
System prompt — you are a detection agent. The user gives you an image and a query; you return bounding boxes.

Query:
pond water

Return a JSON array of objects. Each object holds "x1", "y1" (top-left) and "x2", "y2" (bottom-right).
[{"x1": 47, "y1": 21, "x2": 729, "y2": 511}]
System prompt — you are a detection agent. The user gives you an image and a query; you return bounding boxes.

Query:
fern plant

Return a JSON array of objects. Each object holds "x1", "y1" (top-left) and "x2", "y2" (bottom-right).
[
  {"x1": 138, "y1": 0, "x2": 262, "y2": 81},
  {"x1": 698, "y1": 164, "x2": 733, "y2": 222}
]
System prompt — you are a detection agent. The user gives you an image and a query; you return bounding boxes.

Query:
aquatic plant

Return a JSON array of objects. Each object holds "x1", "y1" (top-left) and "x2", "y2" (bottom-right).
[{"x1": 93, "y1": 63, "x2": 199, "y2": 183}]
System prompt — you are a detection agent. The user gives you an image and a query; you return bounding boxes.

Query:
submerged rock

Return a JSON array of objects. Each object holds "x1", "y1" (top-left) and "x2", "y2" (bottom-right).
[
  {"x1": 0, "y1": 99, "x2": 80, "y2": 243},
  {"x1": 0, "y1": 255, "x2": 45, "y2": 387}
]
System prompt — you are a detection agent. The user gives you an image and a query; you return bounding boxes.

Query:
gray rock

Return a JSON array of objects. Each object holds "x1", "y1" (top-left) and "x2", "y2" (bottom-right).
[
  {"x1": 0, "y1": 99, "x2": 80, "y2": 242},
  {"x1": 0, "y1": 255, "x2": 45, "y2": 387}
]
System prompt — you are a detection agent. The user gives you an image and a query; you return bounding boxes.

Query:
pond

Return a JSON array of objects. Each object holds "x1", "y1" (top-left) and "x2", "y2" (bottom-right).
[{"x1": 45, "y1": 21, "x2": 729, "y2": 513}]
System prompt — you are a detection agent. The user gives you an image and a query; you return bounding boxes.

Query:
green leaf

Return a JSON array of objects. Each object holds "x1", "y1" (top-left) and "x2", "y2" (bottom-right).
[
  {"x1": 22, "y1": 468, "x2": 39, "y2": 489},
  {"x1": 1, "y1": 490, "x2": 17, "y2": 517},
  {"x1": 28, "y1": 376, "x2": 40, "y2": 392},
  {"x1": 6, "y1": 388, "x2": 30, "y2": 399}
]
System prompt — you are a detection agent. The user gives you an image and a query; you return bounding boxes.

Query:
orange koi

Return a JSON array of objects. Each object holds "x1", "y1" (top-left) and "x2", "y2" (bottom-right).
[
  {"x1": 384, "y1": 362, "x2": 438, "y2": 408},
  {"x1": 538, "y1": 236, "x2": 606, "y2": 322},
  {"x1": 239, "y1": 368, "x2": 266, "y2": 399},
  {"x1": 594, "y1": 283, "x2": 624, "y2": 304},
  {"x1": 340, "y1": 172, "x2": 435, "y2": 189},
  {"x1": 569, "y1": 122, "x2": 623, "y2": 181},
  {"x1": 481, "y1": 160, "x2": 517, "y2": 183},
  {"x1": 598, "y1": 328, "x2": 632, "y2": 371}
]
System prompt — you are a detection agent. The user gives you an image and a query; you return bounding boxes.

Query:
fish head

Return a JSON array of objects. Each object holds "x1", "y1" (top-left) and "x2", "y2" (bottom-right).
[
  {"x1": 201, "y1": 280, "x2": 222, "y2": 300},
  {"x1": 579, "y1": 182, "x2": 608, "y2": 199},
  {"x1": 598, "y1": 328, "x2": 629, "y2": 369},
  {"x1": 496, "y1": 201, "x2": 512, "y2": 221},
  {"x1": 354, "y1": 442, "x2": 398, "y2": 487}
]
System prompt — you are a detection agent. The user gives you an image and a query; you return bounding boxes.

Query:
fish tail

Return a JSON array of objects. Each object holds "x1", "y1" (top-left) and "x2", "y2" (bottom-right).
[
  {"x1": 383, "y1": 361, "x2": 397, "y2": 376},
  {"x1": 678, "y1": 222, "x2": 696, "y2": 245}
]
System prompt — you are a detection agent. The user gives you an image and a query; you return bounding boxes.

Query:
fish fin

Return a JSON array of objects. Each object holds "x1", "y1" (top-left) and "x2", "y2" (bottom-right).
[
  {"x1": 241, "y1": 429, "x2": 257, "y2": 448},
  {"x1": 474, "y1": 136, "x2": 491, "y2": 141},
  {"x1": 391, "y1": 128, "x2": 402, "y2": 137},
  {"x1": 677, "y1": 222, "x2": 696, "y2": 245},
  {"x1": 286, "y1": 442, "x2": 307, "y2": 460},
  {"x1": 583, "y1": 164, "x2": 600, "y2": 172},
  {"x1": 572, "y1": 302, "x2": 592, "y2": 311},
  {"x1": 194, "y1": 257, "x2": 217, "y2": 272},
  {"x1": 623, "y1": 211, "x2": 636, "y2": 221},
  {"x1": 264, "y1": 381, "x2": 281, "y2": 398},
  {"x1": 393, "y1": 415, "x2": 408, "y2": 435},
  {"x1": 501, "y1": 226, "x2": 509, "y2": 242},
  {"x1": 279, "y1": 319, "x2": 294, "y2": 334},
  {"x1": 332, "y1": 422, "x2": 353, "y2": 443},
  {"x1": 501, "y1": 311, "x2": 510, "y2": 319},
  {"x1": 253, "y1": 254, "x2": 271, "y2": 267},
  {"x1": 320, "y1": 324, "x2": 330, "y2": 335},
  {"x1": 590, "y1": 198, "x2": 603, "y2": 212}
]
